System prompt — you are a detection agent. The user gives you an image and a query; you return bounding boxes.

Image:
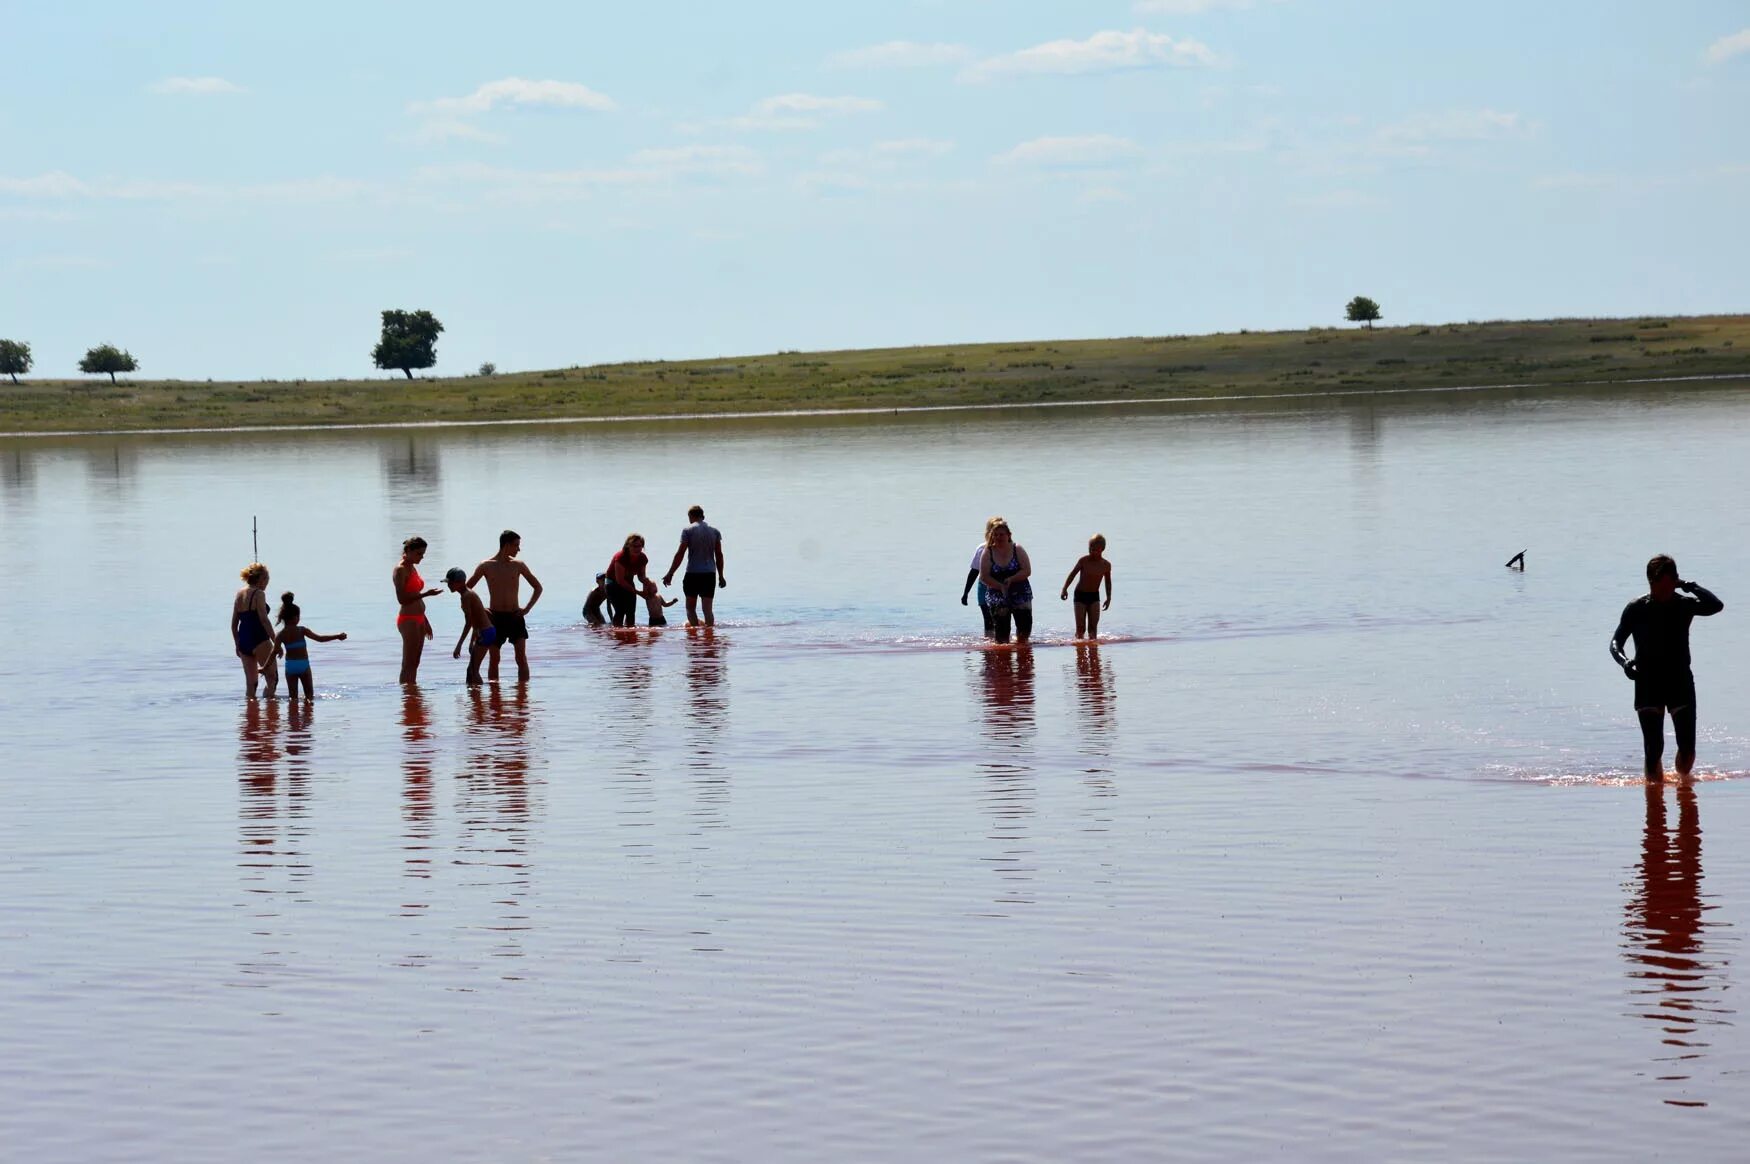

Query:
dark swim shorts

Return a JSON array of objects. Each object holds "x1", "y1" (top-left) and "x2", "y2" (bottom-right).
[
  {"x1": 1074, "y1": 589, "x2": 1100, "y2": 606},
  {"x1": 490, "y1": 611, "x2": 528, "y2": 643},
  {"x1": 1635, "y1": 668, "x2": 1696, "y2": 711},
  {"x1": 682, "y1": 573, "x2": 717, "y2": 598}
]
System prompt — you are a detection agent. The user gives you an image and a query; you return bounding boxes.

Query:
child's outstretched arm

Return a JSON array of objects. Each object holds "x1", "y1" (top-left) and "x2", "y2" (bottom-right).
[{"x1": 306, "y1": 629, "x2": 348, "y2": 643}]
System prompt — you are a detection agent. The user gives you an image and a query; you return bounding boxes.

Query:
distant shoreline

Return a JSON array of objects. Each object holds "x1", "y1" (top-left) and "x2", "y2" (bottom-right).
[
  {"x1": 3, "y1": 315, "x2": 1747, "y2": 437},
  {"x1": 4, "y1": 370, "x2": 1747, "y2": 442}
]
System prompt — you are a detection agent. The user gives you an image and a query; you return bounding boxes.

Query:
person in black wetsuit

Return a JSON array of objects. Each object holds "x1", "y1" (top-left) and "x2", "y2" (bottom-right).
[{"x1": 1610, "y1": 555, "x2": 1724, "y2": 782}]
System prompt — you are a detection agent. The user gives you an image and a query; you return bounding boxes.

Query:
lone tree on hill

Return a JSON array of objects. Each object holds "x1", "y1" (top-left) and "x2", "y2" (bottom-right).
[
  {"x1": 0, "y1": 339, "x2": 31, "y2": 384},
  {"x1": 372, "y1": 309, "x2": 444, "y2": 379},
  {"x1": 1345, "y1": 296, "x2": 1383, "y2": 329},
  {"x1": 79, "y1": 344, "x2": 139, "y2": 384}
]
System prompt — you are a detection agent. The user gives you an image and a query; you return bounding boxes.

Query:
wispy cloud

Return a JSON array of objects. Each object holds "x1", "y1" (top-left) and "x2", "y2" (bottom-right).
[
  {"x1": 0, "y1": 171, "x2": 378, "y2": 203},
  {"x1": 148, "y1": 76, "x2": 244, "y2": 96},
  {"x1": 415, "y1": 77, "x2": 617, "y2": 117},
  {"x1": 828, "y1": 41, "x2": 972, "y2": 69},
  {"x1": 997, "y1": 134, "x2": 1143, "y2": 166},
  {"x1": 715, "y1": 93, "x2": 884, "y2": 132},
  {"x1": 964, "y1": 28, "x2": 1218, "y2": 81},
  {"x1": 1374, "y1": 108, "x2": 1529, "y2": 155},
  {"x1": 417, "y1": 146, "x2": 764, "y2": 202},
  {"x1": 1134, "y1": 0, "x2": 1259, "y2": 12},
  {"x1": 1704, "y1": 29, "x2": 1750, "y2": 66}
]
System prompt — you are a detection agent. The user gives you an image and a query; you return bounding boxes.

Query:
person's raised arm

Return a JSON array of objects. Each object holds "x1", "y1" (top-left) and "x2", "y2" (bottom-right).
[
  {"x1": 664, "y1": 535, "x2": 687, "y2": 587},
  {"x1": 306, "y1": 629, "x2": 348, "y2": 643},
  {"x1": 1680, "y1": 579, "x2": 1724, "y2": 615},
  {"x1": 1610, "y1": 605, "x2": 1636, "y2": 677},
  {"x1": 520, "y1": 563, "x2": 543, "y2": 614}
]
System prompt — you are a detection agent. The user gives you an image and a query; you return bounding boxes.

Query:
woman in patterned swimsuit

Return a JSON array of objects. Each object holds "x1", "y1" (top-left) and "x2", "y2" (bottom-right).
[{"x1": 978, "y1": 520, "x2": 1034, "y2": 645}]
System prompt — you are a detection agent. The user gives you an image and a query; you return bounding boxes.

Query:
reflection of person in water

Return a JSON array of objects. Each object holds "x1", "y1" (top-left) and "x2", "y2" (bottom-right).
[
  {"x1": 1624, "y1": 782, "x2": 1729, "y2": 1107},
  {"x1": 1610, "y1": 555, "x2": 1724, "y2": 781}
]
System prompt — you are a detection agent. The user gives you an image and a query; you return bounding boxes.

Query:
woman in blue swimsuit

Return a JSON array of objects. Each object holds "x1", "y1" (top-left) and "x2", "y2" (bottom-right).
[
  {"x1": 978, "y1": 520, "x2": 1034, "y2": 644},
  {"x1": 233, "y1": 562, "x2": 279, "y2": 698}
]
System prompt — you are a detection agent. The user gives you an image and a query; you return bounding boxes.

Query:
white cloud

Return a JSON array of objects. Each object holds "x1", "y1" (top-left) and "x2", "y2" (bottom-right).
[
  {"x1": 1374, "y1": 108, "x2": 1528, "y2": 154},
  {"x1": 416, "y1": 77, "x2": 617, "y2": 117},
  {"x1": 1704, "y1": 29, "x2": 1750, "y2": 65},
  {"x1": 997, "y1": 134, "x2": 1143, "y2": 166},
  {"x1": 148, "y1": 76, "x2": 244, "y2": 96},
  {"x1": 965, "y1": 28, "x2": 1218, "y2": 80},
  {"x1": 0, "y1": 171, "x2": 377, "y2": 203},
  {"x1": 828, "y1": 41, "x2": 972, "y2": 69},
  {"x1": 416, "y1": 146, "x2": 764, "y2": 201},
  {"x1": 717, "y1": 93, "x2": 884, "y2": 132},
  {"x1": 1135, "y1": 0, "x2": 1255, "y2": 11},
  {"x1": 411, "y1": 120, "x2": 508, "y2": 146}
]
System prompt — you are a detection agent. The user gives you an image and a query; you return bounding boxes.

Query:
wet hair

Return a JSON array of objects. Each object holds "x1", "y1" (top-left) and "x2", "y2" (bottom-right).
[
  {"x1": 403, "y1": 536, "x2": 428, "y2": 554},
  {"x1": 239, "y1": 562, "x2": 269, "y2": 585},
  {"x1": 1089, "y1": 533, "x2": 1107, "y2": 550},
  {"x1": 500, "y1": 529, "x2": 519, "y2": 547},
  {"x1": 1647, "y1": 555, "x2": 1678, "y2": 583},
  {"x1": 445, "y1": 566, "x2": 467, "y2": 585},
  {"x1": 276, "y1": 591, "x2": 300, "y2": 625},
  {"x1": 688, "y1": 505, "x2": 705, "y2": 521},
  {"x1": 985, "y1": 519, "x2": 1013, "y2": 550},
  {"x1": 623, "y1": 533, "x2": 644, "y2": 552}
]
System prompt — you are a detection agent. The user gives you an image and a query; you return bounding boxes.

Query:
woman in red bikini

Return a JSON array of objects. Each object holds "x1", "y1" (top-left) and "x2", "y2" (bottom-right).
[{"x1": 394, "y1": 535, "x2": 442, "y2": 684}]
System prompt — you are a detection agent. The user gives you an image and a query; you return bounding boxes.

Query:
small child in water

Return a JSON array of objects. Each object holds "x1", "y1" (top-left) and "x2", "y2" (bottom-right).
[
  {"x1": 641, "y1": 579, "x2": 679, "y2": 626},
  {"x1": 446, "y1": 567, "x2": 497, "y2": 686},
  {"x1": 1060, "y1": 534, "x2": 1113, "y2": 640},
  {"x1": 274, "y1": 592, "x2": 348, "y2": 700}
]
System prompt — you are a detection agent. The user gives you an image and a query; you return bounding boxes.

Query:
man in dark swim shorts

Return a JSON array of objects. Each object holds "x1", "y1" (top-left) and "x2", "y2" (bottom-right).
[
  {"x1": 663, "y1": 504, "x2": 727, "y2": 627},
  {"x1": 467, "y1": 529, "x2": 543, "y2": 682},
  {"x1": 1611, "y1": 554, "x2": 1724, "y2": 781}
]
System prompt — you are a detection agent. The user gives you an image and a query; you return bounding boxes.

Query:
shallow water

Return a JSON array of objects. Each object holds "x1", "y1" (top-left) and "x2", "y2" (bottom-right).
[{"x1": 4, "y1": 387, "x2": 1750, "y2": 1160}]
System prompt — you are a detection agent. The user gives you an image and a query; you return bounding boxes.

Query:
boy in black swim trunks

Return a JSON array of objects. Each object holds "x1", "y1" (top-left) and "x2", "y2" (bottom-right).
[
  {"x1": 447, "y1": 567, "x2": 497, "y2": 686},
  {"x1": 1060, "y1": 534, "x2": 1113, "y2": 640},
  {"x1": 1611, "y1": 555, "x2": 1724, "y2": 782},
  {"x1": 467, "y1": 530, "x2": 543, "y2": 682}
]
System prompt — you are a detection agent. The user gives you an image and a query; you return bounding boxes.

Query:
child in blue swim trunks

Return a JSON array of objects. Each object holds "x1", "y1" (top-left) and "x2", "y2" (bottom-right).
[
  {"x1": 447, "y1": 567, "x2": 497, "y2": 686},
  {"x1": 274, "y1": 591, "x2": 348, "y2": 701}
]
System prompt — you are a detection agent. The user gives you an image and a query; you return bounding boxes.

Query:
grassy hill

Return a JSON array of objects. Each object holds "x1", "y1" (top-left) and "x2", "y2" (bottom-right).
[{"x1": 3, "y1": 314, "x2": 1747, "y2": 434}]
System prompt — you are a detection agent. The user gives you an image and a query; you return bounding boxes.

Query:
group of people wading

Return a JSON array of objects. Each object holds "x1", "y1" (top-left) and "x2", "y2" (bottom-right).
[
  {"x1": 233, "y1": 512, "x2": 1725, "y2": 783},
  {"x1": 230, "y1": 504, "x2": 726, "y2": 694}
]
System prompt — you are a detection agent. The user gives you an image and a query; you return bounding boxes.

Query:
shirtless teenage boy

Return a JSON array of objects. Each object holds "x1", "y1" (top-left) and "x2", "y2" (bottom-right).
[
  {"x1": 446, "y1": 567, "x2": 497, "y2": 686},
  {"x1": 467, "y1": 529, "x2": 543, "y2": 682},
  {"x1": 1060, "y1": 534, "x2": 1113, "y2": 640}
]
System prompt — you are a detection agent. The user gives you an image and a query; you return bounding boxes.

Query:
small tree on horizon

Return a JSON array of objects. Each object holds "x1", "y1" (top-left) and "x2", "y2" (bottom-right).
[
  {"x1": 372, "y1": 309, "x2": 444, "y2": 379},
  {"x1": 0, "y1": 339, "x2": 31, "y2": 384},
  {"x1": 1345, "y1": 296, "x2": 1383, "y2": 329},
  {"x1": 79, "y1": 344, "x2": 139, "y2": 384}
]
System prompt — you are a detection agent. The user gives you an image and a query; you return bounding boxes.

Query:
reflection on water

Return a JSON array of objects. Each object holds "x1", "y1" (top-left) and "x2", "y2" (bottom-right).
[
  {"x1": 381, "y1": 436, "x2": 442, "y2": 492},
  {"x1": 972, "y1": 647, "x2": 1036, "y2": 909},
  {"x1": 605, "y1": 631, "x2": 659, "y2": 865},
  {"x1": 1624, "y1": 782, "x2": 1734, "y2": 1107},
  {"x1": 401, "y1": 687, "x2": 436, "y2": 892},
  {"x1": 236, "y1": 699, "x2": 314, "y2": 985},
  {"x1": 460, "y1": 684, "x2": 539, "y2": 975},
  {"x1": 0, "y1": 446, "x2": 33, "y2": 496},
  {"x1": 684, "y1": 629, "x2": 730, "y2": 834},
  {"x1": 1071, "y1": 645, "x2": 1118, "y2": 828}
]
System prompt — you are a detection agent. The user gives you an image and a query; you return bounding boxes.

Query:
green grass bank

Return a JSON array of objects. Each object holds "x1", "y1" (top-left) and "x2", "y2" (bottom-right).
[{"x1": 4, "y1": 315, "x2": 1748, "y2": 434}]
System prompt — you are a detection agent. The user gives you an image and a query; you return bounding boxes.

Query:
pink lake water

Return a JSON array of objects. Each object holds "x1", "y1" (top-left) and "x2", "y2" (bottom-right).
[{"x1": 3, "y1": 386, "x2": 1750, "y2": 1160}]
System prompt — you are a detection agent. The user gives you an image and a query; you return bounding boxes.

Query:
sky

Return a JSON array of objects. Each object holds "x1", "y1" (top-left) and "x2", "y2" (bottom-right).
[{"x1": 2, "y1": 0, "x2": 1748, "y2": 380}]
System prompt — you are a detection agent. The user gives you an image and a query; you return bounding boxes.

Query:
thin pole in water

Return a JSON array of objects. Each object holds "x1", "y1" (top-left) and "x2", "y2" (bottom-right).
[{"x1": 253, "y1": 516, "x2": 259, "y2": 561}]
